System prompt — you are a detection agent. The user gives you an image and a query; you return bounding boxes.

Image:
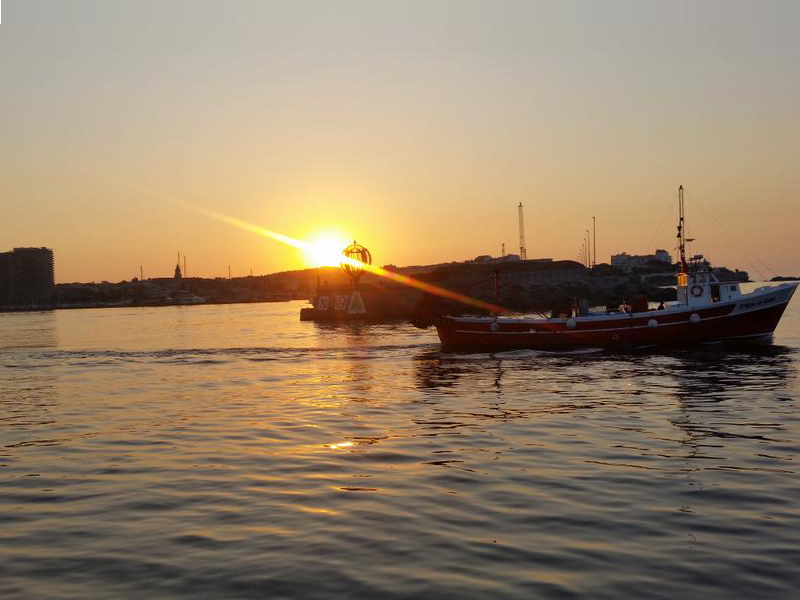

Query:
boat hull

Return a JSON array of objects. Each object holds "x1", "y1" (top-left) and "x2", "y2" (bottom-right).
[{"x1": 436, "y1": 283, "x2": 797, "y2": 351}]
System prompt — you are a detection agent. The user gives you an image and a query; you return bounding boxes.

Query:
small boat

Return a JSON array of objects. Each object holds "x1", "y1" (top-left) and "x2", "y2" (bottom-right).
[{"x1": 433, "y1": 187, "x2": 798, "y2": 350}]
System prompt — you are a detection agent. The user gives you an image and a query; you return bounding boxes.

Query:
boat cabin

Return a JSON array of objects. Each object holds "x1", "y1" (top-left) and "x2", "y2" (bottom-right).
[{"x1": 677, "y1": 255, "x2": 741, "y2": 307}]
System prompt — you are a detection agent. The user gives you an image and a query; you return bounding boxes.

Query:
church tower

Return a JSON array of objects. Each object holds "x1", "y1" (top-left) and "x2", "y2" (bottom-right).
[{"x1": 174, "y1": 252, "x2": 182, "y2": 282}]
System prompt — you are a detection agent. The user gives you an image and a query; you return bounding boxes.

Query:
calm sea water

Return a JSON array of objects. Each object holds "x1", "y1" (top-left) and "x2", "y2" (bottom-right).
[{"x1": 2, "y1": 297, "x2": 800, "y2": 599}]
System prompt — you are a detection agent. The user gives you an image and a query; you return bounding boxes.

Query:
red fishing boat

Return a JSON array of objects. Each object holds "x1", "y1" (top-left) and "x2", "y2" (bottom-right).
[{"x1": 434, "y1": 187, "x2": 798, "y2": 350}]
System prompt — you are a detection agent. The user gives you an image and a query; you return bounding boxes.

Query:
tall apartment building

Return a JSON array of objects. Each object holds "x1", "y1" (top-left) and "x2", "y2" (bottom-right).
[{"x1": 0, "y1": 247, "x2": 55, "y2": 306}]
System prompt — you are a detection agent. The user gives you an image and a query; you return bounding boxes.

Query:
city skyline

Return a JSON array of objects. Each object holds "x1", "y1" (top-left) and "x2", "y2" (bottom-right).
[{"x1": 2, "y1": 1, "x2": 799, "y2": 283}]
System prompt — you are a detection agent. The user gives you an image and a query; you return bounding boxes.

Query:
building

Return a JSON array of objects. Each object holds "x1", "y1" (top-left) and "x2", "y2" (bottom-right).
[
  {"x1": 0, "y1": 247, "x2": 55, "y2": 307},
  {"x1": 610, "y1": 249, "x2": 672, "y2": 271}
]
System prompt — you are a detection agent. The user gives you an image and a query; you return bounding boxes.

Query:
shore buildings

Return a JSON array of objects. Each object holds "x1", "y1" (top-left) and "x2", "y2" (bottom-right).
[
  {"x1": 0, "y1": 247, "x2": 55, "y2": 307},
  {"x1": 611, "y1": 249, "x2": 672, "y2": 272}
]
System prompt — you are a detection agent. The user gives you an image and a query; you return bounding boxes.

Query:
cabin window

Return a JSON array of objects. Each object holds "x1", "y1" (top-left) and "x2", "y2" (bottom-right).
[
  {"x1": 730, "y1": 285, "x2": 736, "y2": 291},
  {"x1": 711, "y1": 284, "x2": 720, "y2": 302}
]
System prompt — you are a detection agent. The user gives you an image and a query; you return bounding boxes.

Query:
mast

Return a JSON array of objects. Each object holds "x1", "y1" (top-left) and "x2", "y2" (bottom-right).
[
  {"x1": 586, "y1": 229, "x2": 590, "y2": 267},
  {"x1": 518, "y1": 203, "x2": 527, "y2": 260},
  {"x1": 592, "y1": 216, "x2": 596, "y2": 267},
  {"x1": 677, "y1": 185, "x2": 688, "y2": 272}
]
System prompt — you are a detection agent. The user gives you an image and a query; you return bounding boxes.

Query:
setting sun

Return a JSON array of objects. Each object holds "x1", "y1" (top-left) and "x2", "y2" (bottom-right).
[{"x1": 304, "y1": 233, "x2": 351, "y2": 267}]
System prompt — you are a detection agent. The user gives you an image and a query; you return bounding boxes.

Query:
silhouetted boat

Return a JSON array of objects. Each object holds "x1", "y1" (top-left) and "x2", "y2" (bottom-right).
[{"x1": 434, "y1": 187, "x2": 798, "y2": 350}]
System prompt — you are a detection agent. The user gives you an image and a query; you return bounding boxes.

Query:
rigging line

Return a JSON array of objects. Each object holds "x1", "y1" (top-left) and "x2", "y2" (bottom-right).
[
  {"x1": 680, "y1": 193, "x2": 732, "y2": 269},
  {"x1": 684, "y1": 191, "x2": 775, "y2": 280},
  {"x1": 719, "y1": 221, "x2": 776, "y2": 277},
  {"x1": 646, "y1": 194, "x2": 675, "y2": 256},
  {"x1": 746, "y1": 246, "x2": 776, "y2": 279},
  {"x1": 685, "y1": 191, "x2": 775, "y2": 278}
]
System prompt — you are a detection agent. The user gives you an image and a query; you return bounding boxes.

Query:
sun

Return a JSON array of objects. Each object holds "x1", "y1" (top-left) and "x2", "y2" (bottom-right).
[{"x1": 304, "y1": 233, "x2": 351, "y2": 267}]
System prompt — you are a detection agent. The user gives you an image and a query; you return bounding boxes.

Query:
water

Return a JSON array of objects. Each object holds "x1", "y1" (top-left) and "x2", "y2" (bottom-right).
[{"x1": 2, "y1": 299, "x2": 800, "y2": 599}]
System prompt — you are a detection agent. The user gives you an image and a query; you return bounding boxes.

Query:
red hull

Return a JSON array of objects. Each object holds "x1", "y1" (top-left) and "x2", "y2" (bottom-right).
[{"x1": 436, "y1": 286, "x2": 796, "y2": 351}]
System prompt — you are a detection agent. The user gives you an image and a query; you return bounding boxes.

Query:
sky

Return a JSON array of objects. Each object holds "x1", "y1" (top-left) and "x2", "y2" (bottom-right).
[{"x1": 1, "y1": 0, "x2": 799, "y2": 283}]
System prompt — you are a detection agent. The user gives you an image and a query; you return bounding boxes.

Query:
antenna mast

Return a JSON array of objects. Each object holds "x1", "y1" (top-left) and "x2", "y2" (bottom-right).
[
  {"x1": 592, "y1": 216, "x2": 596, "y2": 267},
  {"x1": 677, "y1": 185, "x2": 687, "y2": 272},
  {"x1": 518, "y1": 203, "x2": 527, "y2": 260},
  {"x1": 586, "y1": 229, "x2": 590, "y2": 267}
]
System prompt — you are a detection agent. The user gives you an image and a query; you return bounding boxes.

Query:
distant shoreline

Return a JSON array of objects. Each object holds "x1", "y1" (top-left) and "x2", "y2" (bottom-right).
[{"x1": 0, "y1": 297, "x2": 304, "y2": 313}]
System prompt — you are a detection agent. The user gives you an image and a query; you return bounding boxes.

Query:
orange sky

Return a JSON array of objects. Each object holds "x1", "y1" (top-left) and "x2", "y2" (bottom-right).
[{"x1": 1, "y1": 1, "x2": 799, "y2": 282}]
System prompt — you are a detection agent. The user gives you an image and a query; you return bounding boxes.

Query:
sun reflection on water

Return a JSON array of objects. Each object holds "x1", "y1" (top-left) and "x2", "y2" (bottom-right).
[{"x1": 326, "y1": 441, "x2": 355, "y2": 450}]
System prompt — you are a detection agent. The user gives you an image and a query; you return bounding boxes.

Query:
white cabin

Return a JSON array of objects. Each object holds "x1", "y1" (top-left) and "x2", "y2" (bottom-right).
[{"x1": 677, "y1": 256, "x2": 742, "y2": 307}]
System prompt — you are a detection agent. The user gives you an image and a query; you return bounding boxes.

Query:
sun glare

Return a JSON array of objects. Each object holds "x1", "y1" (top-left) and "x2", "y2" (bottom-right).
[{"x1": 305, "y1": 234, "x2": 351, "y2": 267}]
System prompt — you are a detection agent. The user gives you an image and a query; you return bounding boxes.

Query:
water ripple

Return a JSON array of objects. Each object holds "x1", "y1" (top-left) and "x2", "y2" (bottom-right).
[{"x1": 1, "y1": 302, "x2": 799, "y2": 598}]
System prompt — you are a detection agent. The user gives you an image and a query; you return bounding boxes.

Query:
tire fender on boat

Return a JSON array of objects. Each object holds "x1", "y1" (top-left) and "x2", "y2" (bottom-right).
[
  {"x1": 566, "y1": 318, "x2": 577, "y2": 329},
  {"x1": 690, "y1": 313, "x2": 701, "y2": 324},
  {"x1": 648, "y1": 319, "x2": 658, "y2": 328}
]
